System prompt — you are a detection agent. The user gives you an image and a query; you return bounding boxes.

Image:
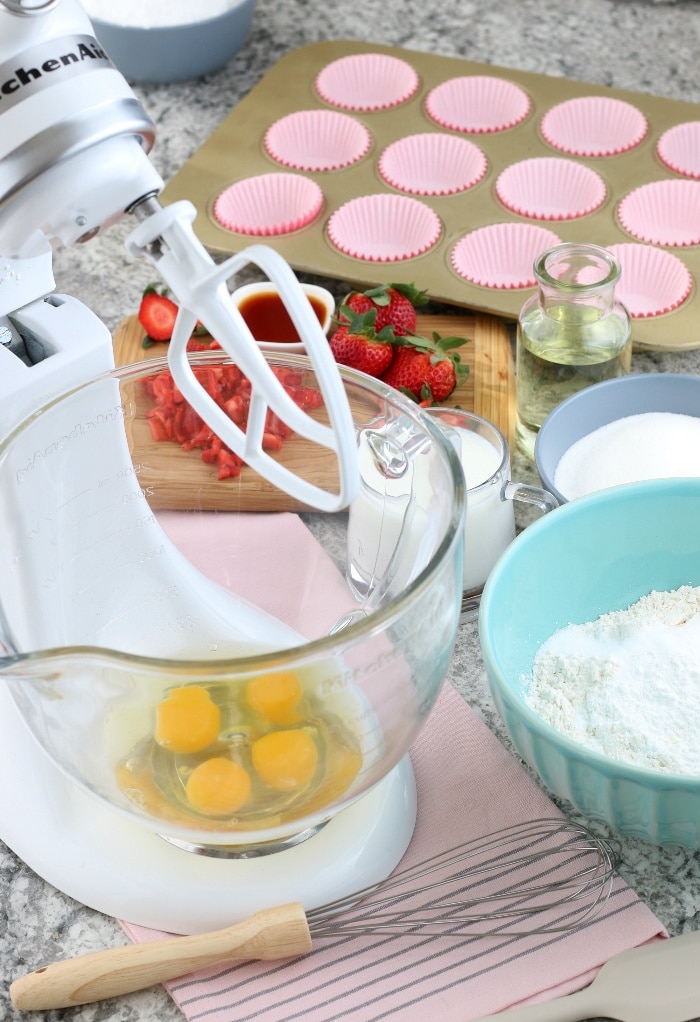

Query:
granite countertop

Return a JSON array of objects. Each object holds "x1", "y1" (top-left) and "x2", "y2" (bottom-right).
[{"x1": 2, "y1": 0, "x2": 700, "y2": 1019}]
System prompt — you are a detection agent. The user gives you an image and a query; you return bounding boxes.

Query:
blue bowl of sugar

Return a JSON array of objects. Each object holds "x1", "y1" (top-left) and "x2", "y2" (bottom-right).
[
  {"x1": 534, "y1": 372, "x2": 700, "y2": 504},
  {"x1": 479, "y1": 476, "x2": 700, "y2": 847}
]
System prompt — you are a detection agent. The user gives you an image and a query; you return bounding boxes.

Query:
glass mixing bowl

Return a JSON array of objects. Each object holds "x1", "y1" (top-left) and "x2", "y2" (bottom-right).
[{"x1": 0, "y1": 351, "x2": 465, "y2": 854}]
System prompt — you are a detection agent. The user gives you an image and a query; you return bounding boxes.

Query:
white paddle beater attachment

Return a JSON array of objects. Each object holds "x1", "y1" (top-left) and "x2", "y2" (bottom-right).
[{"x1": 127, "y1": 196, "x2": 360, "y2": 512}]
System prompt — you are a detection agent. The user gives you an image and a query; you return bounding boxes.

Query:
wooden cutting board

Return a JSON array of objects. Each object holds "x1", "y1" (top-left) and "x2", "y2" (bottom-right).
[{"x1": 113, "y1": 311, "x2": 515, "y2": 511}]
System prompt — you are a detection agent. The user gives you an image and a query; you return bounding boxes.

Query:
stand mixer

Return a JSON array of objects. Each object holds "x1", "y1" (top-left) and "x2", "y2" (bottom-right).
[{"x1": 0, "y1": 0, "x2": 466, "y2": 934}]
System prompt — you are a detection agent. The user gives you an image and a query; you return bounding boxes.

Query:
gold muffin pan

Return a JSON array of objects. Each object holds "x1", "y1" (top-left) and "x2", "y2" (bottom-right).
[{"x1": 162, "y1": 40, "x2": 700, "y2": 351}]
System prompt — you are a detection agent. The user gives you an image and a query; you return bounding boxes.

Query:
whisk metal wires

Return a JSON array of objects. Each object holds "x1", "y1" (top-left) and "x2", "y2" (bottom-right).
[{"x1": 307, "y1": 817, "x2": 619, "y2": 939}]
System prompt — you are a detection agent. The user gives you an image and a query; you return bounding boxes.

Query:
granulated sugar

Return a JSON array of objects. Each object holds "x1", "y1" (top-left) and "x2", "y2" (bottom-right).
[
  {"x1": 527, "y1": 585, "x2": 700, "y2": 774},
  {"x1": 553, "y1": 411, "x2": 700, "y2": 500},
  {"x1": 82, "y1": 0, "x2": 238, "y2": 28}
]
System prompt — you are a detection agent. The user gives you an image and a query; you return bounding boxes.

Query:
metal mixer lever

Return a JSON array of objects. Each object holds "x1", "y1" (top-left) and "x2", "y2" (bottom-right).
[{"x1": 126, "y1": 197, "x2": 360, "y2": 513}]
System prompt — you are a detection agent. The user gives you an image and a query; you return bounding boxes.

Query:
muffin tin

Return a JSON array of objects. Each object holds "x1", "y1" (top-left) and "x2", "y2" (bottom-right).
[{"x1": 162, "y1": 40, "x2": 700, "y2": 351}]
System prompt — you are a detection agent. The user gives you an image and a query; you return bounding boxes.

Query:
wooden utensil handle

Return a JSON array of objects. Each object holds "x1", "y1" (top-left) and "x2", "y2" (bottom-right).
[{"x1": 10, "y1": 902, "x2": 312, "y2": 1011}]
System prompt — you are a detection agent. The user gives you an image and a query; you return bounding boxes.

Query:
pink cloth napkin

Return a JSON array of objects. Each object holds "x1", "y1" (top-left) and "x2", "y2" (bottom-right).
[{"x1": 122, "y1": 512, "x2": 665, "y2": 1021}]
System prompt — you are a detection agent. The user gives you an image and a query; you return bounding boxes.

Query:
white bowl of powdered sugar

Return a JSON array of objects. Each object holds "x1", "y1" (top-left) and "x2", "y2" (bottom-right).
[
  {"x1": 82, "y1": 0, "x2": 257, "y2": 83},
  {"x1": 534, "y1": 372, "x2": 700, "y2": 505},
  {"x1": 480, "y1": 475, "x2": 700, "y2": 848}
]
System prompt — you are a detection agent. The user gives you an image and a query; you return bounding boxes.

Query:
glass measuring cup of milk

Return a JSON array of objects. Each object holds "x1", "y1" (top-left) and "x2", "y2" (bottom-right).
[{"x1": 424, "y1": 408, "x2": 558, "y2": 607}]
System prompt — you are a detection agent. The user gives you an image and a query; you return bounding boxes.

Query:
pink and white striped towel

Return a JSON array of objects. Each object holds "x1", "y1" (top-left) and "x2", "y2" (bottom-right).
[{"x1": 122, "y1": 513, "x2": 664, "y2": 1021}]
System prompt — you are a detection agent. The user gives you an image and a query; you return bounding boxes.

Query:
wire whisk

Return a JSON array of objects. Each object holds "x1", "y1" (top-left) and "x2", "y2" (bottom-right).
[
  {"x1": 309, "y1": 816, "x2": 619, "y2": 938},
  {"x1": 10, "y1": 816, "x2": 619, "y2": 1011}
]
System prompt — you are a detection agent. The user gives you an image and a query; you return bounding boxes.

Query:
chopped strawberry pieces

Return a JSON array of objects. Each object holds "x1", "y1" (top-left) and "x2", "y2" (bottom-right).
[
  {"x1": 262, "y1": 431, "x2": 284, "y2": 451},
  {"x1": 143, "y1": 362, "x2": 322, "y2": 480},
  {"x1": 143, "y1": 406, "x2": 173, "y2": 442}
]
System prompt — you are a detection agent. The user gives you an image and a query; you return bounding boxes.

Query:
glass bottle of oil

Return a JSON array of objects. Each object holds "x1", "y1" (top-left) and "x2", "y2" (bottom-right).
[{"x1": 516, "y1": 243, "x2": 632, "y2": 457}]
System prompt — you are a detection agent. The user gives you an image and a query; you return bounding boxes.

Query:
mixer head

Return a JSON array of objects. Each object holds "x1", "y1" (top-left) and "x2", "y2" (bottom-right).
[{"x1": 0, "y1": 0, "x2": 159, "y2": 263}]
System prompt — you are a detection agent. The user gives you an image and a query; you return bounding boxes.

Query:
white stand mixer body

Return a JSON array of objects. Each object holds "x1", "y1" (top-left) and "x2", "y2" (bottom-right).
[
  {"x1": 0, "y1": 0, "x2": 162, "y2": 441},
  {"x1": 0, "y1": 0, "x2": 461, "y2": 931}
]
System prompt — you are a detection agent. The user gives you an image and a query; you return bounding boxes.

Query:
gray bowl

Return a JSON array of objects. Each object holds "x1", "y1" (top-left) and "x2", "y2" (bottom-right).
[
  {"x1": 92, "y1": 1, "x2": 256, "y2": 84},
  {"x1": 535, "y1": 372, "x2": 700, "y2": 504}
]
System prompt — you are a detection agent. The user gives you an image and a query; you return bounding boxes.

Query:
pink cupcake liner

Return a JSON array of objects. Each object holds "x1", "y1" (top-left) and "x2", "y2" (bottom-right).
[
  {"x1": 606, "y1": 242, "x2": 693, "y2": 317},
  {"x1": 327, "y1": 193, "x2": 442, "y2": 262},
  {"x1": 617, "y1": 179, "x2": 700, "y2": 246},
  {"x1": 315, "y1": 53, "x2": 419, "y2": 111},
  {"x1": 495, "y1": 157, "x2": 607, "y2": 220},
  {"x1": 450, "y1": 222, "x2": 562, "y2": 288},
  {"x1": 263, "y1": 110, "x2": 372, "y2": 172},
  {"x1": 212, "y1": 173, "x2": 324, "y2": 236},
  {"x1": 425, "y1": 75, "x2": 530, "y2": 133},
  {"x1": 378, "y1": 132, "x2": 487, "y2": 195},
  {"x1": 540, "y1": 96, "x2": 647, "y2": 157},
  {"x1": 657, "y1": 121, "x2": 700, "y2": 179}
]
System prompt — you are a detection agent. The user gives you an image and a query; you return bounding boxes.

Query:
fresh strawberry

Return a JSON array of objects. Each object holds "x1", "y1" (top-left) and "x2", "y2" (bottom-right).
[
  {"x1": 381, "y1": 332, "x2": 469, "y2": 404},
  {"x1": 382, "y1": 347, "x2": 443, "y2": 401},
  {"x1": 422, "y1": 356, "x2": 461, "y2": 403},
  {"x1": 329, "y1": 320, "x2": 395, "y2": 378},
  {"x1": 338, "y1": 291, "x2": 375, "y2": 322},
  {"x1": 337, "y1": 282, "x2": 428, "y2": 337},
  {"x1": 138, "y1": 286, "x2": 179, "y2": 345}
]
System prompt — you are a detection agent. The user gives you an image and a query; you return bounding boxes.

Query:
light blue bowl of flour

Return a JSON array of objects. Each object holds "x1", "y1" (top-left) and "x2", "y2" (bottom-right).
[{"x1": 479, "y1": 476, "x2": 700, "y2": 848}]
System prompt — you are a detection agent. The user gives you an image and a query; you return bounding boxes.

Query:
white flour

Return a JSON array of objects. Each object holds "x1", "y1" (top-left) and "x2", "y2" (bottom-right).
[
  {"x1": 81, "y1": 0, "x2": 239, "y2": 28},
  {"x1": 527, "y1": 585, "x2": 700, "y2": 774}
]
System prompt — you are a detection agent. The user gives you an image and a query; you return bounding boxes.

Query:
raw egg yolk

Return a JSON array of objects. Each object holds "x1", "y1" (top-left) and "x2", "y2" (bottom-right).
[
  {"x1": 246, "y1": 670, "x2": 303, "y2": 725},
  {"x1": 251, "y1": 729, "x2": 318, "y2": 791},
  {"x1": 155, "y1": 685, "x2": 221, "y2": 755},
  {"x1": 185, "y1": 757, "x2": 251, "y2": 816}
]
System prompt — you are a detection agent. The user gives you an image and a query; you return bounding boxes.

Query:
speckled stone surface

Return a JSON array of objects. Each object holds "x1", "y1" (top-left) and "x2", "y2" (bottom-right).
[{"x1": 2, "y1": 0, "x2": 700, "y2": 1020}]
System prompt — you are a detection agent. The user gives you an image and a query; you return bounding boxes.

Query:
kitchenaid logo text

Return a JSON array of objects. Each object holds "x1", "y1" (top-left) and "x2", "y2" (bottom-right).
[
  {"x1": 0, "y1": 36, "x2": 113, "y2": 114},
  {"x1": 14, "y1": 404, "x2": 126, "y2": 485}
]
